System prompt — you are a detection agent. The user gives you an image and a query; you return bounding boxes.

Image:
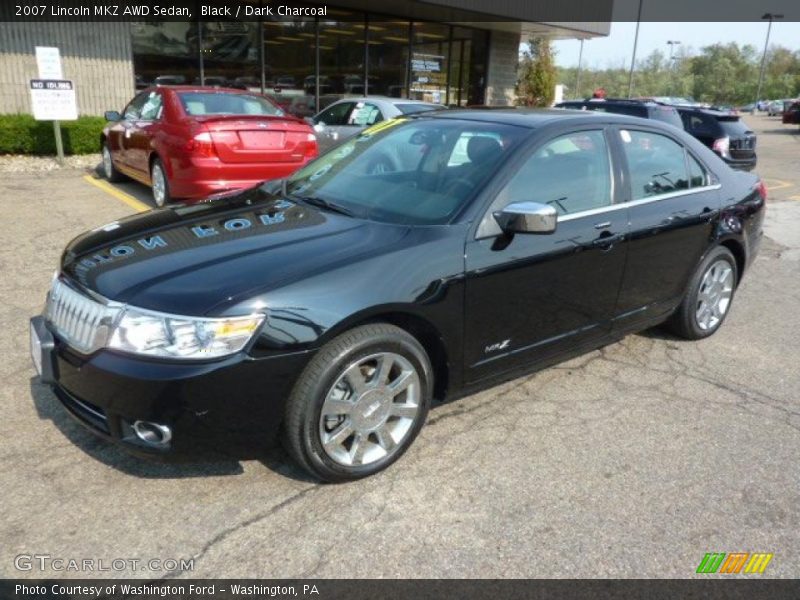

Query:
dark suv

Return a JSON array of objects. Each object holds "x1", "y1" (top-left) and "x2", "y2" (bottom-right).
[
  {"x1": 555, "y1": 98, "x2": 684, "y2": 129},
  {"x1": 676, "y1": 107, "x2": 757, "y2": 171},
  {"x1": 783, "y1": 100, "x2": 800, "y2": 125}
]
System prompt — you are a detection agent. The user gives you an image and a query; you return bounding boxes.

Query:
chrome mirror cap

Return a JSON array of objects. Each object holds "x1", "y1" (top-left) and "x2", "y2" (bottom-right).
[{"x1": 493, "y1": 201, "x2": 557, "y2": 235}]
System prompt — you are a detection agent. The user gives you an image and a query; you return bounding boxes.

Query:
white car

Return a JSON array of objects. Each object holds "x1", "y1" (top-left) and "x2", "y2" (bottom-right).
[{"x1": 311, "y1": 96, "x2": 445, "y2": 152}]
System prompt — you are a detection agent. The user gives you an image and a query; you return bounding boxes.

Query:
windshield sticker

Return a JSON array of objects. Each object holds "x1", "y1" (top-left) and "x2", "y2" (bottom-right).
[
  {"x1": 620, "y1": 129, "x2": 632, "y2": 143},
  {"x1": 360, "y1": 117, "x2": 408, "y2": 138}
]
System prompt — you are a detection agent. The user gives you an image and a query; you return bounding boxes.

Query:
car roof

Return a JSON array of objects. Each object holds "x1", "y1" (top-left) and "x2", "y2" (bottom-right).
[
  {"x1": 424, "y1": 107, "x2": 643, "y2": 128},
  {"x1": 146, "y1": 85, "x2": 257, "y2": 95},
  {"x1": 327, "y1": 96, "x2": 441, "y2": 106},
  {"x1": 675, "y1": 105, "x2": 739, "y2": 118}
]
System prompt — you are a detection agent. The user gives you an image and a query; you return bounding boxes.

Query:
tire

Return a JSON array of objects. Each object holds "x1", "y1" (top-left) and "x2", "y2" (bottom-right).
[
  {"x1": 666, "y1": 246, "x2": 737, "y2": 340},
  {"x1": 150, "y1": 158, "x2": 170, "y2": 207},
  {"x1": 101, "y1": 140, "x2": 125, "y2": 182},
  {"x1": 283, "y1": 323, "x2": 433, "y2": 482}
]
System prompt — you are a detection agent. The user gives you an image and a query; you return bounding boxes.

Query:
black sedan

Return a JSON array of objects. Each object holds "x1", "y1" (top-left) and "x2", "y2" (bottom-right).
[{"x1": 30, "y1": 110, "x2": 766, "y2": 482}]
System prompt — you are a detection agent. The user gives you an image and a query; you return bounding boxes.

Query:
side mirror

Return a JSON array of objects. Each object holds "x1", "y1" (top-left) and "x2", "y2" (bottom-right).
[
  {"x1": 313, "y1": 121, "x2": 326, "y2": 132},
  {"x1": 104, "y1": 110, "x2": 121, "y2": 122},
  {"x1": 494, "y1": 201, "x2": 557, "y2": 235}
]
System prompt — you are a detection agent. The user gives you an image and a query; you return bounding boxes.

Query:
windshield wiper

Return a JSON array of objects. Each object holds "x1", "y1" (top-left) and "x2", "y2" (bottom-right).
[{"x1": 289, "y1": 194, "x2": 355, "y2": 217}]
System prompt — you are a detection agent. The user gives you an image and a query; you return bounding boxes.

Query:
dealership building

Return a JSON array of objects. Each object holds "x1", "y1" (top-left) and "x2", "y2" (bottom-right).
[{"x1": 0, "y1": 1, "x2": 610, "y2": 117}]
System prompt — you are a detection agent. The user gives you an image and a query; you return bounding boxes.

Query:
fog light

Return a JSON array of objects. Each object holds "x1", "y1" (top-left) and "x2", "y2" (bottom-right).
[{"x1": 132, "y1": 420, "x2": 172, "y2": 447}]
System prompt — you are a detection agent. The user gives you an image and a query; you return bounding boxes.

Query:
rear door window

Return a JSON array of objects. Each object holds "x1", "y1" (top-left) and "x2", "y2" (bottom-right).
[
  {"x1": 688, "y1": 153, "x2": 708, "y2": 188},
  {"x1": 619, "y1": 129, "x2": 689, "y2": 200},
  {"x1": 348, "y1": 102, "x2": 383, "y2": 126},
  {"x1": 315, "y1": 101, "x2": 356, "y2": 126},
  {"x1": 681, "y1": 112, "x2": 714, "y2": 134}
]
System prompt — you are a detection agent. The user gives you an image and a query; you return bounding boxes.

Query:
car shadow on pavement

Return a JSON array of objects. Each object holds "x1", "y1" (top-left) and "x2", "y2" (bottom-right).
[
  {"x1": 29, "y1": 377, "x2": 244, "y2": 479},
  {"x1": 636, "y1": 325, "x2": 689, "y2": 342},
  {"x1": 88, "y1": 163, "x2": 157, "y2": 209},
  {"x1": 760, "y1": 128, "x2": 800, "y2": 136},
  {"x1": 29, "y1": 377, "x2": 319, "y2": 482}
]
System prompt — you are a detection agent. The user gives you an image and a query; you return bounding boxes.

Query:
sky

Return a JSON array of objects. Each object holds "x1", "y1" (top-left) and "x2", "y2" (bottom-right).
[{"x1": 552, "y1": 21, "x2": 800, "y2": 69}]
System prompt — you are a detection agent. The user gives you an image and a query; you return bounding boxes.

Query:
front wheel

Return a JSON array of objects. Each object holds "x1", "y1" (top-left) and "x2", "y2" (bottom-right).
[
  {"x1": 283, "y1": 324, "x2": 432, "y2": 482},
  {"x1": 101, "y1": 141, "x2": 125, "y2": 182},
  {"x1": 667, "y1": 246, "x2": 737, "y2": 340}
]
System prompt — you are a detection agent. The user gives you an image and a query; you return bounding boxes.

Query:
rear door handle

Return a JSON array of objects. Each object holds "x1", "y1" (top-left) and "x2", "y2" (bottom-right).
[{"x1": 594, "y1": 221, "x2": 612, "y2": 230}]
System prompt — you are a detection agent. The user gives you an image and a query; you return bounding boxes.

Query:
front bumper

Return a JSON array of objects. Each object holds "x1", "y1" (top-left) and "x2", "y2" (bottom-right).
[{"x1": 30, "y1": 315, "x2": 312, "y2": 459}]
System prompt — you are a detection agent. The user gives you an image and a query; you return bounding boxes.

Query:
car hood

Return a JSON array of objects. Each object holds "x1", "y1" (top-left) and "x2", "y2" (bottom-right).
[{"x1": 61, "y1": 186, "x2": 410, "y2": 316}]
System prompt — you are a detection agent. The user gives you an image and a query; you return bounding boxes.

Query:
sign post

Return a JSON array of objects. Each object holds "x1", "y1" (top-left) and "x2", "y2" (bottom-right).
[{"x1": 32, "y1": 47, "x2": 75, "y2": 165}]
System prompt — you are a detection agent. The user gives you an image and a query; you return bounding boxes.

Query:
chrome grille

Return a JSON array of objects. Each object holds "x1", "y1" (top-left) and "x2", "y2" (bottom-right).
[{"x1": 46, "y1": 278, "x2": 120, "y2": 353}]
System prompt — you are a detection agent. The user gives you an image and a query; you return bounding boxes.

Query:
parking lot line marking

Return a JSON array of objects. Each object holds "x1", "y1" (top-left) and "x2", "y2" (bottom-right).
[
  {"x1": 82, "y1": 175, "x2": 149, "y2": 213},
  {"x1": 763, "y1": 178, "x2": 792, "y2": 191}
]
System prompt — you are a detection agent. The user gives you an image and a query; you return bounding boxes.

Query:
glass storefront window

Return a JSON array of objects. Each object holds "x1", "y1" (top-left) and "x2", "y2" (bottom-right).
[
  {"x1": 318, "y1": 11, "x2": 367, "y2": 109},
  {"x1": 449, "y1": 27, "x2": 488, "y2": 106},
  {"x1": 199, "y1": 21, "x2": 260, "y2": 88},
  {"x1": 410, "y1": 22, "x2": 449, "y2": 104},
  {"x1": 262, "y1": 18, "x2": 316, "y2": 117},
  {"x1": 132, "y1": 22, "x2": 198, "y2": 89},
  {"x1": 131, "y1": 7, "x2": 488, "y2": 111},
  {"x1": 367, "y1": 19, "x2": 410, "y2": 98}
]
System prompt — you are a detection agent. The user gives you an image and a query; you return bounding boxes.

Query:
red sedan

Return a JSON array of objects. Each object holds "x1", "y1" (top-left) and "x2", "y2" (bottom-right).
[{"x1": 101, "y1": 86, "x2": 319, "y2": 206}]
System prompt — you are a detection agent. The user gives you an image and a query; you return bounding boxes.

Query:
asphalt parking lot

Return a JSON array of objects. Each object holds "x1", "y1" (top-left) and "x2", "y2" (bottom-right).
[{"x1": 1, "y1": 114, "x2": 798, "y2": 579}]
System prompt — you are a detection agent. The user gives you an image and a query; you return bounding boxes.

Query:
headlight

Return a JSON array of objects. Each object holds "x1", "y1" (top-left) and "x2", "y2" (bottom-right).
[{"x1": 108, "y1": 307, "x2": 264, "y2": 360}]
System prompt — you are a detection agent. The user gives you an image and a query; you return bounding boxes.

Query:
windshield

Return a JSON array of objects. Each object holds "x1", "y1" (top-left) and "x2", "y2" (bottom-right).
[
  {"x1": 178, "y1": 92, "x2": 284, "y2": 117},
  {"x1": 285, "y1": 118, "x2": 525, "y2": 225}
]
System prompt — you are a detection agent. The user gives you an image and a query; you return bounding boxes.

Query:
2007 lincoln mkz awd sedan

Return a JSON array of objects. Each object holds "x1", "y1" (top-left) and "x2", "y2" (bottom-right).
[{"x1": 30, "y1": 110, "x2": 765, "y2": 481}]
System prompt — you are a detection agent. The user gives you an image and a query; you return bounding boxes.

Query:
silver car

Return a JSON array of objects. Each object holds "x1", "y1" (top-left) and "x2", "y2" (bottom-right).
[
  {"x1": 311, "y1": 96, "x2": 445, "y2": 152},
  {"x1": 767, "y1": 100, "x2": 789, "y2": 116}
]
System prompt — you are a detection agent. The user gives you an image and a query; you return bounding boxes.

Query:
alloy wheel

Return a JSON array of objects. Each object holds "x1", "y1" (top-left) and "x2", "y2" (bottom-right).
[
  {"x1": 318, "y1": 352, "x2": 421, "y2": 467},
  {"x1": 151, "y1": 164, "x2": 167, "y2": 207},
  {"x1": 695, "y1": 259, "x2": 734, "y2": 331},
  {"x1": 102, "y1": 146, "x2": 113, "y2": 179}
]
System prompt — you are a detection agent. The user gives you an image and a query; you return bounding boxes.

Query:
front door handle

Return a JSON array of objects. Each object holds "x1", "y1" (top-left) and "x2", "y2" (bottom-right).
[{"x1": 592, "y1": 233, "x2": 624, "y2": 251}]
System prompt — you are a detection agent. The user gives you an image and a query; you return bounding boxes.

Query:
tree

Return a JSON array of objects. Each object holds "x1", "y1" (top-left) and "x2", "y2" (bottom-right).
[{"x1": 517, "y1": 38, "x2": 557, "y2": 106}]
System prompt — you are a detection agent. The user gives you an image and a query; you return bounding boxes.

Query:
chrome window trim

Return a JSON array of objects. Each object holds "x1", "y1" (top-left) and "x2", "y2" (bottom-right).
[{"x1": 558, "y1": 183, "x2": 722, "y2": 222}]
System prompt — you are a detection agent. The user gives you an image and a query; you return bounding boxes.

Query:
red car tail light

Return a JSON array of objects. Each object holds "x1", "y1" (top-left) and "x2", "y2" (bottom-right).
[
  {"x1": 304, "y1": 133, "x2": 319, "y2": 159},
  {"x1": 184, "y1": 131, "x2": 217, "y2": 158},
  {"x1": 712, "y1": 136, "x2": 731, "y2": 158},
  {"x1": 756, "y1": 179, "x2": 768, "y2": 201}
]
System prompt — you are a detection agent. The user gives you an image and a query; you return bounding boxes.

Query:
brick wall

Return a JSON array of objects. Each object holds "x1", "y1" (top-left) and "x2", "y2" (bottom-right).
[
  {"x1": 485, "y1": 30, "x2": 520, "y2": 106},
  {"x1": 0, "y1": 22, "x2": 135, "y2": 116}
]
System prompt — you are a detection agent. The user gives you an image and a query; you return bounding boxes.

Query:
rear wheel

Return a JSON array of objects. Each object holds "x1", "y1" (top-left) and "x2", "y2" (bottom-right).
[
  {"x1": 101, "y1": 141, "x2": 125, "y2": 182},
  {"x1": 283, "y1": 324, "x2": 432, "y2": 482},
  {"x1": 667, "y1": 246, "x2": 737, "y2": 340},
  {"x1": 150, "y1": 158, "x2": 170, "y2": 207}
]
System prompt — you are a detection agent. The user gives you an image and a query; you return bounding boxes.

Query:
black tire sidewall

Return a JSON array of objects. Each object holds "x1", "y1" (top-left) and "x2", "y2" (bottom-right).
[
  {"x1": 299, "y1": 329, "x2": 432, "y2": 482},
  {"x1": 683, "y1": 246, "x2": 738, "y2": 339}
]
